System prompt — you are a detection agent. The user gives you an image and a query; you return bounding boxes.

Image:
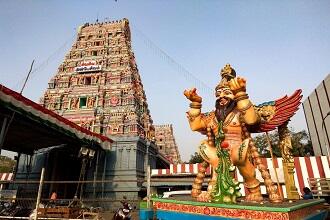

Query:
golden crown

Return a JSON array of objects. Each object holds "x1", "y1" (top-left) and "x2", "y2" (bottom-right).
[{"x1": 215, "y1": 63, "x2": 236, "y2": 91}]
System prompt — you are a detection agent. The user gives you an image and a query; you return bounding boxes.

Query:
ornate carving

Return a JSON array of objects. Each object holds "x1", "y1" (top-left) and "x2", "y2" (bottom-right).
[
  {"x1": 87, "y1": 97, "x2": 95, "y2": 108},
  {"x1": 41, "y1": 19, "x2": 156, "y2": 144},
  {"x1": 278, "y1": 122, "x2": 294, "y2": 163}
]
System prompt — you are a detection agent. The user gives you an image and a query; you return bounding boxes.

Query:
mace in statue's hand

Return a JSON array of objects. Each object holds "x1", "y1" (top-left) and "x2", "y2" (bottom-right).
[
  {"x1": 184, "y1": 88, "x2": 202, "y2": 103},
  {"x1": 228, "y1": 77, "x2": 247, "y2": 95}
]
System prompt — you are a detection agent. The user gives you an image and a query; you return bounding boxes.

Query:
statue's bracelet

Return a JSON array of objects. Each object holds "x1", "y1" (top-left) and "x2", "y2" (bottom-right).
[
  {"x1": 190, "y1": 102, "x2": 202, "y2": 109},
  {"x1": 235, "y1": 94, "x2": 249, "y2": 102}
]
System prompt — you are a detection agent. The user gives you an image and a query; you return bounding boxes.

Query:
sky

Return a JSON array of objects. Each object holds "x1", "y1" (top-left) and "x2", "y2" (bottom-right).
[{"x1": 0, "y1": 1, "x2": 329, "y2": 161}]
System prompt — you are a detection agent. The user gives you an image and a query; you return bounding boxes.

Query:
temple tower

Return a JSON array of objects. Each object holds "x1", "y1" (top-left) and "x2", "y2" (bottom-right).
[
  {"x1": 41, "y1": 18, "x2": 154, "y2": 141},
  {"x1": 37, "y1": 18, "x2": 165, "y2": 208},
  {"x1": 154, "y1": 124, "x2": 181, "y2": 164}
]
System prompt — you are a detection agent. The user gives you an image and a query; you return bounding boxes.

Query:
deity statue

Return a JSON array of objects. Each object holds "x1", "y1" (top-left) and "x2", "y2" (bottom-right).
[
  {"x1": 87, "y1": 96, "x2": 95, "y2": 108},
  {"x1": 71, "y1": 98, "x2": 79, "y2": 110},
  {"x1": 184, "y1": 64, "x2": 302, "y2": 203},
  {"x1": 78, "y1": 75, "x2": 84, "y2": 85}
]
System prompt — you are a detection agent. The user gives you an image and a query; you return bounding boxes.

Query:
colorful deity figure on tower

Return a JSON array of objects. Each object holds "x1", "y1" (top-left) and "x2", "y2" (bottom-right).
[{"x1": 184, "y1": 64, "x2": 302, "y2": 203}]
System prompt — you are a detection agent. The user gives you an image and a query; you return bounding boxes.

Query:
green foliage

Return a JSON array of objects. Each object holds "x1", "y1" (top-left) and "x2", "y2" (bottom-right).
[
  {"x1": 291, "y1": 130, "x2": 314, "y2": 156},
  {"x1": 151, "y1": 193, "x2": 161, "y2": 198},
  {"x1": 0, "y1": 156, "x2": 16, "y2": 173},
  {"x1": 188, "y1": 152, "x2": 203, "y2": 163},
  {"x1": 253, "y1": 129, "x2": 314, "y2": 157},
  {"x1": 253, "y1": 131, "x2": 281, "y2": 157}
]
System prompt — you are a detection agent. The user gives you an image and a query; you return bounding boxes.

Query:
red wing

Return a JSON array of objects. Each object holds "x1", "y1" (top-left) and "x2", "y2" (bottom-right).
[{"x1": 257, "y1": 89, "x2": 302, "y2": 132}]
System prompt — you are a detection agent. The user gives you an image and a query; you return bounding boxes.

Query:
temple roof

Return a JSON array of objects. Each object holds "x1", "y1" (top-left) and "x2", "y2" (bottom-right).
[{"x1": 0, "y1": 84, "x2": 112, "y2": 154}]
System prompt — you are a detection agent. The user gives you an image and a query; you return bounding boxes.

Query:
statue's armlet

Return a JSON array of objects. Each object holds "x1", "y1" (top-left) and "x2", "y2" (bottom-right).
[{"x1": 188, "y1": 112, "x2": 211, "y2": 133}]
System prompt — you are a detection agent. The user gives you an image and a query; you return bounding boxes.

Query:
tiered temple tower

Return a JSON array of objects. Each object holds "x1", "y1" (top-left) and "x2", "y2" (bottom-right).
[
  {"x1": 154, "y1": 124, "x2": 181, "y2": 164},
  {"x1": 36, "y1": 18, "x2": 167, "y2": 208},
  {"x1": 41, "y1": 18, "x2": 155, "y2": 141}
]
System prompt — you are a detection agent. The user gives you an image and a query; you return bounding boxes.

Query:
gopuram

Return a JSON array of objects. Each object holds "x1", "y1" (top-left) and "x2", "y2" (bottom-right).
[
  {"x1": 155, "y1": 124, "x2": 182, "y2": 164},
  {"x1": 142, "y1": 64, "x2": 328, "y2": 220},
  {"x1": 42, "y1": 18, "x2": 153, "y2": 140},
  {"x1": 15, "y1": 18, "x2": 174, "y2": 208}
]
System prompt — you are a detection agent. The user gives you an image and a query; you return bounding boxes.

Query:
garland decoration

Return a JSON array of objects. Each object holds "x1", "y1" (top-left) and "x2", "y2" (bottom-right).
[{"x1": 212, "y1": 121, "x2": 241, "y2": 203}]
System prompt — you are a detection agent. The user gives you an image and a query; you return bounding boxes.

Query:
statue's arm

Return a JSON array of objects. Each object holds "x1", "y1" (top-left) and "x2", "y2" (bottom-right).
[
  {"x1": 186, "y1": 109, "x2": 207, "y2": 132},
  {"x1": 184, "y1": 88, "x2": 207, "y2": 132},
  {"x1": 237, "y1": 95, "x2": 259, "y2": 125},
  {"x1": 228, "y1": 77, "x2": 259, "y2": 125}
]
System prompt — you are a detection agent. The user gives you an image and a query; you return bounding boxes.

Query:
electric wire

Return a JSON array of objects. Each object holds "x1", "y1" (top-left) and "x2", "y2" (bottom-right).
[
  {"x1": 13, "y1": 32, "x2": 77, "y2": 92},
  {"x1": 132, "y1": 25, "x2": 213, "y2": 96}
]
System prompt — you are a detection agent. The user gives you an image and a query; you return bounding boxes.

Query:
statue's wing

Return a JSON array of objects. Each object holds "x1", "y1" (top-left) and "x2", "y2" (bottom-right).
[{"x1": 252, "y1": 89, "x2": 302, "y2": 133}]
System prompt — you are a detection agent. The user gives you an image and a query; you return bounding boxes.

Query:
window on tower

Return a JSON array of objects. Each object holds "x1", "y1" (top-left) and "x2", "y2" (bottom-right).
[
  {"x1": 79, "y1": 97, "x2": 87, "y2": 108},
  {"x1": 92, "y1": 51, "x2": 97, "y2": 56},
  {"x1": 48, "y1": 82, "x2": 55, "y2": 89}
]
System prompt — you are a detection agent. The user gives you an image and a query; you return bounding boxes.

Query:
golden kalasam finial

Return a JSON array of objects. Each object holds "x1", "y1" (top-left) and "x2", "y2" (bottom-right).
[
  {"x1": 216, "y1": 64, "x2": 237, "y2": 91},
  {"x1": 220, "y1": 63, "x2": 236, "y2": 80}
]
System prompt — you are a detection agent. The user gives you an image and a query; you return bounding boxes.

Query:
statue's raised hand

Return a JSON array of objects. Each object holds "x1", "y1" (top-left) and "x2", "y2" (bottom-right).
[
  {"x1": 184, "y1": 88, "x2": 202, "y2": 103},
  {"x1": 228, "y1": 77, "x2": 246, "y2": 94}
]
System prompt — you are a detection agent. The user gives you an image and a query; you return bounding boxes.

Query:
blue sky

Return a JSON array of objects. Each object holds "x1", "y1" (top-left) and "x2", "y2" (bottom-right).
[{"x1": 0, "y1": 1, "x2": 329, "y2": 161}]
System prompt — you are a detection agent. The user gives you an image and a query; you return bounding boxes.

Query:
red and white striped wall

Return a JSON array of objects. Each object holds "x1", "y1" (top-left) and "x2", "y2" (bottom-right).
[
  {"x1": 151, "y1": 163, "x2": 212, "y2": 176},
  {"x1": 0, "y1": 173, "x2": 13, "y2": 181},
  {"x1": 151, "y1": 156, "x2": 330, "y2": 198},
  {"x1": 0, "y1": 173, "x2": 13, "y2": 190}
]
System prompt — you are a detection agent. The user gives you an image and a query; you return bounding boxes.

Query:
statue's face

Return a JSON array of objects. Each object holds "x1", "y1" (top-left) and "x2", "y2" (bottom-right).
[{"x1": 215, "y1": 87, "x2": 234, "y2": 107}]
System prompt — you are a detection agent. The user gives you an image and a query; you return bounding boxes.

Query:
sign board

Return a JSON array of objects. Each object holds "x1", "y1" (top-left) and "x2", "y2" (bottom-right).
[
  {"x1": 75, "y1": 65, "x2": 102, "y2": 73},
  {"x1": 79, "y1": 61, "x2": 96, "y2": 66},
  {"x1": 75, "y1": 60, "x2": 102, "y2": 73}
]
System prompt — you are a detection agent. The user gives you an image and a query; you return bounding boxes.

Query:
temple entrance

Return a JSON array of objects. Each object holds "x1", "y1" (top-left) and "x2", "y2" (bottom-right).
[{"x1": 46, "y1": 146, "x2": 81, "y2": 201}]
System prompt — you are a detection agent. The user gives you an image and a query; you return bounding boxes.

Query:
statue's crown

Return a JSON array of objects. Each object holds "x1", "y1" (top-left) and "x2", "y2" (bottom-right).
[
  {"x1": 215, "y1": 63, "x2": 236, "y2": 91},
  {"x1": 221, "y1": 63, "x2": 236, "y2": 79}
]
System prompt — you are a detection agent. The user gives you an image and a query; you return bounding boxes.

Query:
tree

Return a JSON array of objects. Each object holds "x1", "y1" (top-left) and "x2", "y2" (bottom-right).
[
  {"x1": 253, "y1": 129, "x2": 314, "y2": 157},
  {"x1": 0, "y1": 156, "x2": 16, "y2": 173},
  {"x1": 188, "y1": 152, "x2": 203, "y2": 163},
  {"x1": 253, "y1": 131, "x2": 281, "y2": 157},
  {"x1": 290, "y1": 130, "x2": 314, "y2": 156}
]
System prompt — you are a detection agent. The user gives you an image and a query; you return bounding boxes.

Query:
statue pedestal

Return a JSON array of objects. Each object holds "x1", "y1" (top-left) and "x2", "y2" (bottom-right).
[{"x1": 139, "y1": 197, "x2": 328, "y2": 220}]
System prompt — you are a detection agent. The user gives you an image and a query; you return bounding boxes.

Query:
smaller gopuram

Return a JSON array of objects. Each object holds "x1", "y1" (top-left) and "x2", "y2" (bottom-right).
[{"x1": 154, "y1": 124, "x2": 181, "y2": 164}]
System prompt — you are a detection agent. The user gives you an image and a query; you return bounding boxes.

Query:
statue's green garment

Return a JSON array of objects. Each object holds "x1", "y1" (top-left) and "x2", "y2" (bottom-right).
[{"x1": 212, "y1": 121, "x2": 241, "y2": 203}]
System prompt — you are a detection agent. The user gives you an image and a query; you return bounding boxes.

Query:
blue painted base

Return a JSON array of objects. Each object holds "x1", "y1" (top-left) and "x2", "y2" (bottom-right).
[
  {"x1": 139, "y1": 208, "x2": 154, "y2": 220},
  {"x1": 156, "y1": 210, "x2": 240, "y2": 220}
]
